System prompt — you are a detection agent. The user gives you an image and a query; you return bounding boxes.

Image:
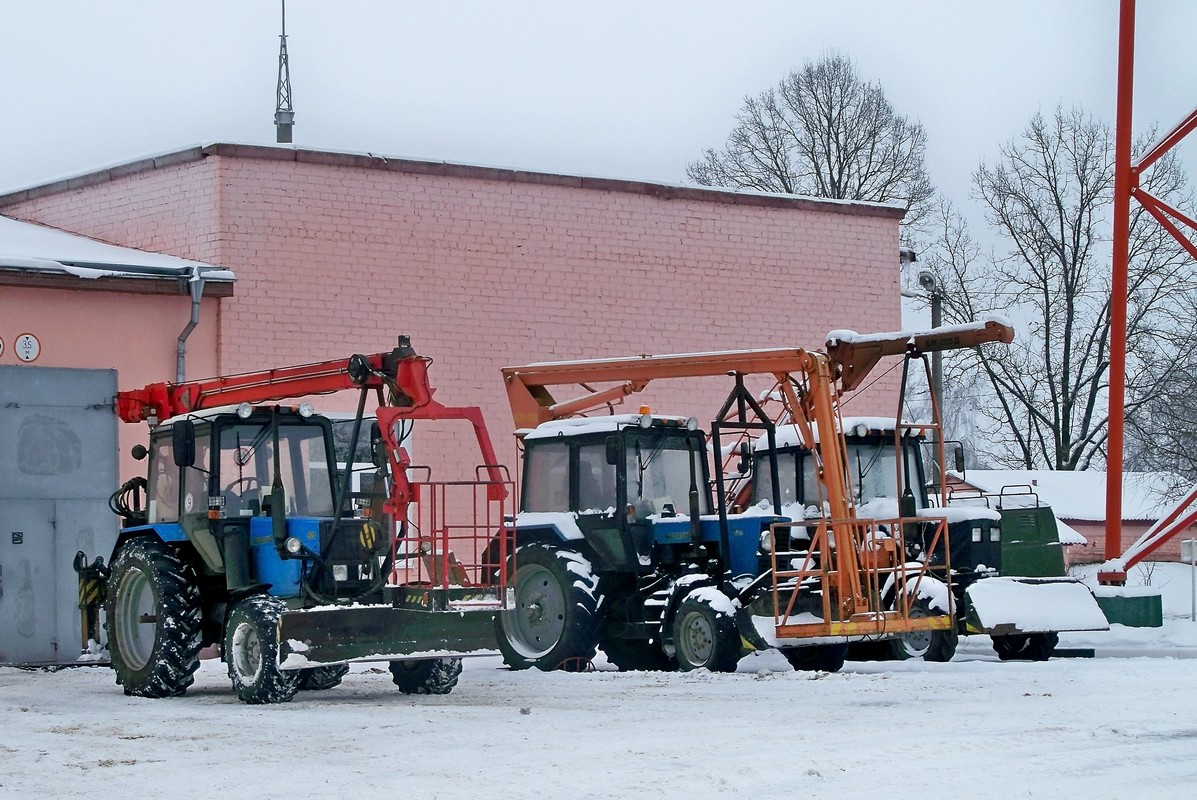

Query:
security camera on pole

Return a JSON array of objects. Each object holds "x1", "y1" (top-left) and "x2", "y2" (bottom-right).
[{"x1": 917, "y1": 269, "x2": 944, "y2": 416}]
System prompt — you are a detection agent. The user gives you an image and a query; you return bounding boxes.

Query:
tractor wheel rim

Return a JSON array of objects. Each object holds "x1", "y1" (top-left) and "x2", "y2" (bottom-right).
[
  {"x1": 115, "y1": 567, "x2": 156, "y2": 671},
  {"x1": 231, "y1": 620, "x2": 263, "y2": 682},
  {"x1": 679, "y1": 610, "x2": 714, "y2": 665},
  {"x1": 509, "y1": 564, "x2": 565, "y2": 658}
]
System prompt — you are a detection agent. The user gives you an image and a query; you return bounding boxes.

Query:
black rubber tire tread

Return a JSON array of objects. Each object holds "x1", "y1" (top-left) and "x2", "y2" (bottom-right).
[
  {"x1": 780, "y1": 643, "x2": 849, "y2": 673},
  {"x1": 889, "y1": 597, "x2": 959, "y2": 662},
  {"x1": 993, "y1": 631, "x2": 1059, "y2": 661},
  {"x1": 600, "y1": 636, "x2": 676, "y2": 672},
  {"x1": 672, "y1": 593, "x2": 741, "y2": 673},
  {"x1": 388, "y1": 658, "x2": 463, "y2": 694},
  {"x1": 104, "y1": 537, "x2": 203, "y2": 698},
  {"x1": 296, "y1": 664, "x2": 350, "y2": 691},
  {"x1": 496, "y1": 544, "x2": 599, "y2": 671},
  {"x1": 224, "y1": 595, "x2": 300, "y2": 705}
]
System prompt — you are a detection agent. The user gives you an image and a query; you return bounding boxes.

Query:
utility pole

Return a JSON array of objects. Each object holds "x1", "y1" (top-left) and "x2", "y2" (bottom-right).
[{"x1": 275, "y1": 0, "x2": 295, "y2": 143}]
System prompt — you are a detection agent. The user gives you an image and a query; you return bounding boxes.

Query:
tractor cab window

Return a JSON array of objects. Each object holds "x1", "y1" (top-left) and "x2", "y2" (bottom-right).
[
  {"x1": 752, "y1": 450, "x2": 815, "y2": 508},
  {"x1": 577, "y1": 443, "x2": 616, "y2": 512},
  {"x1": 844, "y1": 440, "x2": 927, "y2": 510},
  {"x1": 148, "y1": 440, "x2": 179, "y2": 523},
  {"x1": 523, "y1": 442, "x2": 570, "y2": 512},
  {"x1": 625, "y1": 432, "x2": 709, "y2": 519},
  {"x1": 215, "y1": 422, "x2": 335, "y2": 518}
]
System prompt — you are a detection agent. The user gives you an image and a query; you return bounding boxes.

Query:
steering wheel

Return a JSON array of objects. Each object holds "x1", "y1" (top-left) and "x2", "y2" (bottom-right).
[{"x1": 224, "y1": 477, "x2": 260, "y2": 496}]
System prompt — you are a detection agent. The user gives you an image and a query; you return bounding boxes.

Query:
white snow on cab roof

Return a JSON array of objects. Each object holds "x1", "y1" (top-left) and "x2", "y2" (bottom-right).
[
  {"x1": 0, "y1": 215, "x2": 234, "y2": 282},
  {"x1": 523, "y1": 414, "x2": 693, "y2": 441},
  {"x1": 756, "y1": 416, "x2": 913, "y2": 450}
]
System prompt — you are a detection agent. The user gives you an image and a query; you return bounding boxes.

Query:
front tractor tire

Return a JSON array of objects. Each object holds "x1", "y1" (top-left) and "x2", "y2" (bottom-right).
[
  {"x1": 497, "y1": 544, "x2": 600, "y2": 671},
  {"x1": 297, "y1": 664, "x2": 350, "y2": 691},
  {"x1": 105, "y1": 537, "x2": 202, "y2": 698},
  {"x1": 600, "y1": 636, "x2": 676, "y2": 672},
  {"x1": 224, "y1": 595, "x2": 300, "y2": 705},
  {"x1": 389, "y1": 658, "x2": 463, "y2": 694},
  {"x1": 993, "y1": 631, "x2": 1059, "y2": 662},
  {"x1": 890, "y1": 597, "x2": 958, "y2": 662},
  {"x1": 672, "y1": 593, "x2": 741, "y2": 673},
  {"x1": 780, "y1": 643, "x2": 849, "y2": 673}
]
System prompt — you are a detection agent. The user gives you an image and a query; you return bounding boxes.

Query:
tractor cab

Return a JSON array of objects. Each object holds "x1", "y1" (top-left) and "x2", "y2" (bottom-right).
[
  {"x1": 751, "y1": 416, "x2": 1002, "y2": 580},
  {"x1": 134, "y1": 402, "x2": 387, "y2": 604},
  {"x1": 516, "y1": 412, "x2": 779, "y2": 579}
]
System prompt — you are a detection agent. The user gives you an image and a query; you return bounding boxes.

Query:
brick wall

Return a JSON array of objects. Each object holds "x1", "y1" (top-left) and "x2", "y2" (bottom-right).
[{"x1": 2, "y1": 145, "x2": 904, "y2": 482}]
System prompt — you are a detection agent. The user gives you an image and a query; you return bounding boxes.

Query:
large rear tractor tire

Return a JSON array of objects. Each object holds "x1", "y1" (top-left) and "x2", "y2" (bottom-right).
[
  {"x1": 224, "y1": 595, "x2": 300, "y2": 705},
  {"x1": 600, "y1": 636, "x2": 676, "y2": 672},
  {"x1": 780, "y1": 643, "x2": 848, "y2": 673},
  {"x1": 993, "y1": 631, "x2": 1058, "y2": 662},
  {"x1": 297, "y1": 664, "x2": 350, "y2": 691},
  {"x1": 388, "y1": 658, "x2": 463, "y2": 694},
  {"x1": 890, "y1": 597, "x2": 958, "y2": 662},
  {"x1": 672, "y1": 593, "x2": 741, "y2": 673},
  {"x1": 105, "y1": 537, "x2": 203, "y2": 698},
  {"x1": 497, "y1": 544, "x2": 600, "y2": 671}
]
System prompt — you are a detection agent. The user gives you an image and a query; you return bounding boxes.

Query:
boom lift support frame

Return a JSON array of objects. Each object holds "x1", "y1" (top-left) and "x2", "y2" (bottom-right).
[{"x1": 503, "y1": 319, "x2": 1013, "y2": 643}]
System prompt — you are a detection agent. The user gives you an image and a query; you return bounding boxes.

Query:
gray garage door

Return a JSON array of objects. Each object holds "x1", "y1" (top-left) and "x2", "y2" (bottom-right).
[{"x1": 0, "y1": 366, "x2": 118, "y2": 665}]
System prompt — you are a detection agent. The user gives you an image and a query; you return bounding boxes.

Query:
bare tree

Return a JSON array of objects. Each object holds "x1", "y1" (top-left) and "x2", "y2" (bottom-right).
[
  {"x1": 923, "y1": 107, "x2": 1197, "y2": 471},
  {"x1": 687, "y1": 54, "x2": 933, "y2": 236}
]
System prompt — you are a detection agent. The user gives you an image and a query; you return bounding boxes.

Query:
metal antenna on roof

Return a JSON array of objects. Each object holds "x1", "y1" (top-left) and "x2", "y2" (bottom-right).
[{"x1": 274, "y1": 0, "x2": 295, "y2": 143}]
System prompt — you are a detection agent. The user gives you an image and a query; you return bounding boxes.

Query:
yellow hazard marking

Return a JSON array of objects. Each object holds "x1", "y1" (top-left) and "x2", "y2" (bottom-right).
[{"x1": 359, "y1": 523, "x2": 377, "y2": 550}]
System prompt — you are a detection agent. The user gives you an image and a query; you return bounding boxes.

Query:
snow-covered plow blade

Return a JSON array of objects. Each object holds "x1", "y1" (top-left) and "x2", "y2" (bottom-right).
[
  {"x1": 963, "y1": 577, "x2": 1108, "y2": 636},
  {"x1": 278, "y1": 590, "x2": 505, "y2": 669}
]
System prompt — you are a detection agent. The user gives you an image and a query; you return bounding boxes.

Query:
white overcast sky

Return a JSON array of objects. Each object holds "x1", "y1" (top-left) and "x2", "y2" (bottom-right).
[{"x1": 4, "y1": 1, "x2": 1197, "y2": 214}]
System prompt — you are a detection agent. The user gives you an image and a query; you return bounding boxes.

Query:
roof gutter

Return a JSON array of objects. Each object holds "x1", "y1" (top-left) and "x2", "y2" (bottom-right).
[{"x1": 177, "y1": 265, "x2": 207, "y2": 382}]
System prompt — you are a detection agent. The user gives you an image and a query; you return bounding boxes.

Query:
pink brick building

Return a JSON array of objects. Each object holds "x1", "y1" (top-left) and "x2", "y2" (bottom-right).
[
  {"x1": 1, "y1": 143, "x2": 905, "y2": 475},
  {"x1": 1, "y1": 143, "x2": 907, "y2": 664}
]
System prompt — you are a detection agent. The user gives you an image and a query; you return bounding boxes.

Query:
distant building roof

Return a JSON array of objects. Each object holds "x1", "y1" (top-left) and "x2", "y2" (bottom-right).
[
  {"x1": 0, "y1": 142, "x2": 907, "y2": 219},
  {"x1": 955, "y1": 470, "x2": 1188, "y2": 522},
  {"x1": 0, "y1": 215, "x2": 233, "y2": 296}
]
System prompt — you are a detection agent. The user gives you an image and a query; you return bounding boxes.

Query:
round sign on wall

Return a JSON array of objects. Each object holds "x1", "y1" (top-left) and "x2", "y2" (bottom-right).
[{"x1": 15, "y1": 333, "x2": 40, "y2": 362}]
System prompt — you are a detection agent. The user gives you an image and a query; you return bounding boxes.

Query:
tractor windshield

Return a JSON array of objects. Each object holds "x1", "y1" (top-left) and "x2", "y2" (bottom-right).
[
  {"x1": 626, "y1": 432, "x2": 709, "y2": 519},
  {"x1": 755, "y1": 440, "x2": 926, "y2": 511},
  {"x1": 215, "y1": 422, "x2": 336, "y2": 517}
]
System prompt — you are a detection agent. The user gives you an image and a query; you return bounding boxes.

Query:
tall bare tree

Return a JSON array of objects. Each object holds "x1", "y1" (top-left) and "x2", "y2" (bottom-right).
[
  {"x1": 687, "y1": 54, "x2": 933, "y2": 236},
  {"x1": 924, "y1": 107, "x2": 1197, "y2": 472}
]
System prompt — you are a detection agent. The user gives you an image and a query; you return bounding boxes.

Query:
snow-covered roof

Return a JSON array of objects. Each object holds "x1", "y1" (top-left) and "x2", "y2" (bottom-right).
[
  {"x1": 756, "y1": 416, "x2": 918, "y2": 450},
  {"x1": 523, "y1": 414, "x2": 694, "y2": 441},
  {"x1": 955, "y1": 470, "x2": 1188, "y2": 522},
  {"x1": 0, "y1": 215, "x2": 233, "y2": 283}
]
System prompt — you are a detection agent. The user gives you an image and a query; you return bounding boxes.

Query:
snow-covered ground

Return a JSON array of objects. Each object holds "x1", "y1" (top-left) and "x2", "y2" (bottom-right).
[{"x1": 4, "y1": 564, "x2": 1197, "y2": 799}]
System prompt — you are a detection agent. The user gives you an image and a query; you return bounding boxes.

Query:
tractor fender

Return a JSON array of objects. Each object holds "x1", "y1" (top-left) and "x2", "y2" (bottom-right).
[
  {"x1": 658, "y1": 574, "x2": 738, "y2": 653},
  {"x1": 110, "y1": 523, "x2": 188, "y2": 561}
]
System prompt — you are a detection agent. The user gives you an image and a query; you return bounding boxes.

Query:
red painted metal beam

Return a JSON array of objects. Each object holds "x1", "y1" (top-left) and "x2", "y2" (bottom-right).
[{"x1": 1106, "y1": 0, "x2": 1136, "y2": 565}]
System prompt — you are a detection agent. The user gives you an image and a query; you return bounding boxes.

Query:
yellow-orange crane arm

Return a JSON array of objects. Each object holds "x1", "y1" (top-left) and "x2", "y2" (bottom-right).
[{"x1": 502, "y1": 318, "x2": 1014, "y2": 429}]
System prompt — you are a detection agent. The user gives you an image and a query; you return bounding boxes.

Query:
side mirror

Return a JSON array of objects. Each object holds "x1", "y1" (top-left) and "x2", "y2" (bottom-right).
[
  {"x1": 737, "y1": 441, "x2": 753, "y2": 475},
  {"x1": 172, "y1": 420, "x2": 196, "y2": 468},
  {"x1": 370, "y1": 422, "x2": 387, "y2": 469},
  {"x1": 605, "y1": 435, "x2": 622, "y2": 466},
  {"x1": 131, "y1": 444, "x2": 148, "y2": 461}
]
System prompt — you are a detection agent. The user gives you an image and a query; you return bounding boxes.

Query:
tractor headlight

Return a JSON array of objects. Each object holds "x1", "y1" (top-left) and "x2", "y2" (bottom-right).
[
  {"x1": 759, "y1": 530, "x2": 773, "y2": 554},
  {"x1": 332, "y1": 564, "x2": 349, "y2": 582},
  {"x1": 971, "y1": 527, "x2": 983, "y2": 543},
  {"x1": 990, "y1": 525, "x2": 1001, "y2": 542},
  {"x1": 236, "y1": 403, "x2": 253, "y2": 419},
  {"x1": 685, "y1": 416, "x2": 699, "y2": 431},
  {"x1": 284, "y1": 536, "x2": 303, "y2": 555},
  {"x1": 639, "y1": 413, "x2": 653, "y2": 429},
  {"x1": 297, "y1": 402, "x2": 315, "y2": 418}
]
